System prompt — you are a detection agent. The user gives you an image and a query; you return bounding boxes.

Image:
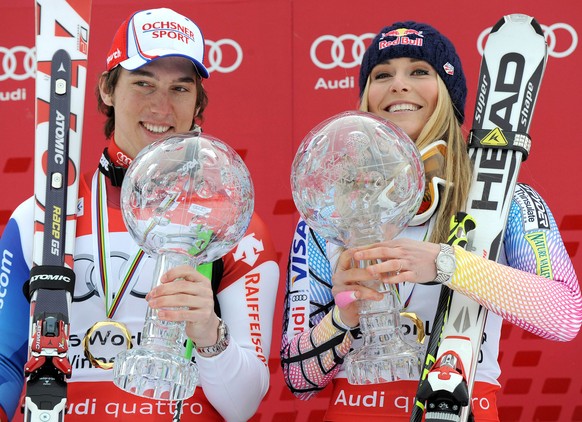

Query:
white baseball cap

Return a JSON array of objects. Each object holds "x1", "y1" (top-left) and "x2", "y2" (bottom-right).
[{"x1": 106, "y1": 8, "x2": 209, "y2": 78}]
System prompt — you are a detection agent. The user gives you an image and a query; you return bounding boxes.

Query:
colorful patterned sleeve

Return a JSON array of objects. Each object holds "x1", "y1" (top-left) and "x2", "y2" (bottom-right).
[
  {"x1": 446, "y1": 184, "x2": 582, "y2": 341},
  {"x1": 280, "y1": 219, "x2": 359, "y2": 399}
]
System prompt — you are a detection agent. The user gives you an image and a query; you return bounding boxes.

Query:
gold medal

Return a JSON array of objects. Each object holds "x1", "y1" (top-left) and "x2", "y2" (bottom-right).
[
  {"x1": 400, "y1": 311, "x2": 426, "y2": 344},
  {"x1": 82, "y1": 320, "x2": 133, "y2": 370},
  {"x1": 85, "y1": 172, "x2": 146, "y2": 370}
]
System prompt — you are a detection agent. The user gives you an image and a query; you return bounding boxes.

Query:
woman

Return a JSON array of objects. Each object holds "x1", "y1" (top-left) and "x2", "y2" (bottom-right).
[{"x1": 280, "y1": 21, "x2": 581, "y2": 421}]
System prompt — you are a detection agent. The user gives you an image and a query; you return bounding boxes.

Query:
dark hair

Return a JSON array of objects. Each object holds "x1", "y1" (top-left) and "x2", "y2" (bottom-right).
[{"x1": 96, "y1": 66, "x2": 209, "y2": 139}]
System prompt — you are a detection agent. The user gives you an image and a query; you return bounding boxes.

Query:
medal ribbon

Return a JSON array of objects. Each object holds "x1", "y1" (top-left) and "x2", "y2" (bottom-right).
[{"x1": 92, "y1": 171, "x2": 145, "y2": 319}]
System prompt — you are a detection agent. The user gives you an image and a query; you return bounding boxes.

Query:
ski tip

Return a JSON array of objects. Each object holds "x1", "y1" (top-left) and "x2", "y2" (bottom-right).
[
  {"x1": 490, "y1": 14, "x2": 543, "y2": 37},
  {"x1": 503, "y1": 14, "x2": 544, "y2": 37},
  {"x1": 505, "y1": 13, "x2": 533, "y2": 24},
  {"x1": 490, "y1": 13, "x2": 535, "y2": 34}
]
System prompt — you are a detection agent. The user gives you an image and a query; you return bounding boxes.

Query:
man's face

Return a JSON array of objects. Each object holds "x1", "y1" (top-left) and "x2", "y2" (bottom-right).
[{"x1": 100, "y1": 57, "x2": 200, "y2": 159}]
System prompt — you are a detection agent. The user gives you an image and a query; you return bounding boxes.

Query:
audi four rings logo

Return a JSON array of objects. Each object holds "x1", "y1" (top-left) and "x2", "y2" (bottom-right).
[
  {"x1": 310, "y1": 33, "x2": 376, "y2": 69},
  {"x1": 0, "y1": 39, "x2": 243, "y2": 82},
  {"x1": 205, "y1": 39, "x2": 243, "y2": 73},
  {"x1": 477, "y1": 22, "x2": 578, "y2": 58},
  {"x1": 0, "y1": 46, "x2": 36, "y2": 81},
  {"x1": 291, "y1": 294, "x2": 308, "y2": 302}
]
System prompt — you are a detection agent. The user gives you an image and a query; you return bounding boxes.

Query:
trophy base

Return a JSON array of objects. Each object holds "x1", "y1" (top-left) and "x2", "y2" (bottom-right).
[
  {"x1": 113, "y1": 347, "x2": 198, "y2": 401},
  {"x1": 345, "y1": 342, "x2": 421, "y2": 385}
]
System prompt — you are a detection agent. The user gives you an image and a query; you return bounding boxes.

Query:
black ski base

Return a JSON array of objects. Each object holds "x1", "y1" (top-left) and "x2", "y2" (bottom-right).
[
  {"x1": 22, "y1": 363, "x2": 67, "y2": 419},
  {"x1": 423, "y1": 392, "x2": 473, "y2": 422}
]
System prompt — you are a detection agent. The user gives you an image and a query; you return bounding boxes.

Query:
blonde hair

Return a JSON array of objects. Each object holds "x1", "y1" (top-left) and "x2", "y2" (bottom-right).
[{"x1": 360, "y1": 75, "x2": 472, "y2": 243}]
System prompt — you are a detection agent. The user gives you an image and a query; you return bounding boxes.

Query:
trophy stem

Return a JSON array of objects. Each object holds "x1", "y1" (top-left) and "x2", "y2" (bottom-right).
[
  {"x1": 141, "y1": 254, "x2": 189, "y2": 354},
  {"x1": 344, "y1": 259, "x2": 422, "y2": 385},
  {"x1": 113, "y1": 253, "x2": 198, "y2": 400}
]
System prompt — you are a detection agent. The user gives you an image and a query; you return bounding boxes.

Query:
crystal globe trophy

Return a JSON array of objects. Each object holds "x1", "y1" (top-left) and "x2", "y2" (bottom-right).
[
  {"x1": 113, "y1": 131, "x2": 254, "y2": 400},
  {"x1": 291, "y1": 111, "x2": 425, "y2": 384}
]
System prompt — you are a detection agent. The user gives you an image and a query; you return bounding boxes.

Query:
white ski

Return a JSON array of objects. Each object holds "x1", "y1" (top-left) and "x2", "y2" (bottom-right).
[
  {"x1": 413, "y1": 14, "x2": 548, "y2": 422},
  {"x1": 24, "y1": 1, "x2": 92, "y2": 420}
]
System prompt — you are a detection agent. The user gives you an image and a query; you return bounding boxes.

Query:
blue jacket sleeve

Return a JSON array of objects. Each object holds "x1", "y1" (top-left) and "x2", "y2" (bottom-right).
[{"x1": 0, "y1": 217, "x2": 33, "y2": 420}]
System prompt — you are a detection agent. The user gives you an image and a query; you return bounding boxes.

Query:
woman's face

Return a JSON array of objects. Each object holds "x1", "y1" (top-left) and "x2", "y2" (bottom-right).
[
  {"x1": 367, "y1": 57, "x2": 439, "y2": 141},
  {"x1": 99, "y1": 57, "x2": 199, "y2": 159}
]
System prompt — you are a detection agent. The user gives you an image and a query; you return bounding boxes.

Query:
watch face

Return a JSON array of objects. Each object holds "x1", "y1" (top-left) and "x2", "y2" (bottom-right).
[{"x1": 437, "y1": 253, "x2": 456, "y2": 273}]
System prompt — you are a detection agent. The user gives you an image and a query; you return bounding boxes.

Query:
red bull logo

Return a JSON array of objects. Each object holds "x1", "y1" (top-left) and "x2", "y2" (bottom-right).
[
  {"x1": 379, "y1": 27, "x2": 424, "y2": 49},
  {"x1": 383, "y1": 28, "x2": 424, "y2": 38}
]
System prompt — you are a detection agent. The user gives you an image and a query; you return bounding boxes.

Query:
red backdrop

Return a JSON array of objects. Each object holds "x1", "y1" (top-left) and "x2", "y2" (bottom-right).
[{"x1": 1, "y1": 1, "x2": 581, "y2": 421}]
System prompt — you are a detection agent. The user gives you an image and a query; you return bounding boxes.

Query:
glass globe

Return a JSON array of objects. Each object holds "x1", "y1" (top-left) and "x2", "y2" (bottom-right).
[
  {"x1": 291, "y1": 111, "x2": 425, "y2": 248},
  {"x1": 113, "y1": 131, "x2": 254, "y2": 400},
  {"x1": 291, "y1": 111, "x2": 425, "y2": 385},
  {"x1": 120, "y1": 131, "x2": 254, "y2": 266}
]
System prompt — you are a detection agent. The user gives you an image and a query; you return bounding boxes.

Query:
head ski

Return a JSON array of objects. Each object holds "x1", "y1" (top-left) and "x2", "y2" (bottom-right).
[{"x1": 412, "y1": 14, "x2": 547, "y2": 422}]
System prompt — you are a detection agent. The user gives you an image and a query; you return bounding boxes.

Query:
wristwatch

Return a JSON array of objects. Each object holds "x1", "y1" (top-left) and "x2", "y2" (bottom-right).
[
  {"x1": 435, "y1": 243, "x2": 456, "y2": 284},
  {"x1": 196, "y1": 318, "x2": 230, "y2": 358}
]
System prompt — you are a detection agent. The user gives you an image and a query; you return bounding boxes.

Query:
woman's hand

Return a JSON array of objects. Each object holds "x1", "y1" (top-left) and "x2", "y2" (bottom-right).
[
  {"x1": 332, "y1": 239, "x2": 442, "y2": 326},
  {"x1": 353, "y1": 238, "x2": 441, "y2": 285},
  {"x1": 145, "y1": 264, "x2": 219, "y2": 347},
  {"x1": 332, "y1": 248, "x2": 383, "y2": 327}
]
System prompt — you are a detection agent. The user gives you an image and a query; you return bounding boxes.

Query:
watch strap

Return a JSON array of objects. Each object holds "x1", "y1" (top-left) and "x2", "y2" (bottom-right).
[
  {"x1": 435, "y1": 243, "x2": 455, "y2": 284},
  {"x1": 196, "y1": 318, "x2": 230, "y2": 358}
]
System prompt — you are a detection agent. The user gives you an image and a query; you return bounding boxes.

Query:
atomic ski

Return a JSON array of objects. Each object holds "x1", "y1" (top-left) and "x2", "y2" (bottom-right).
[
  {"x1": 24, "y1": 0, "x2": 92, "y2": 420},
  {"x1": 412, "y1": 14, "x2": 548, "y2": 422}
]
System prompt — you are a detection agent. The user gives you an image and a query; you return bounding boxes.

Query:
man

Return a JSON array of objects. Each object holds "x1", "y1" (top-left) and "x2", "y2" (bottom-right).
[{"x1": 0, "y1": 8, "x2": 279, "y2": 421}]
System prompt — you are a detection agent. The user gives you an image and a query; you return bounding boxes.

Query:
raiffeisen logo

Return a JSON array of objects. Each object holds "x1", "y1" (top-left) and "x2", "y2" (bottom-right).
[{"x1": 310, "y1": 33, "x2": 374, "y2": 91}]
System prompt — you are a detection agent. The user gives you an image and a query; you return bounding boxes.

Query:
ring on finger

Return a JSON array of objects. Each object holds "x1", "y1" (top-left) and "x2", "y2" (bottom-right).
[{"x1": 395, "y1": 259, "x2": 402, "y2": 276}]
